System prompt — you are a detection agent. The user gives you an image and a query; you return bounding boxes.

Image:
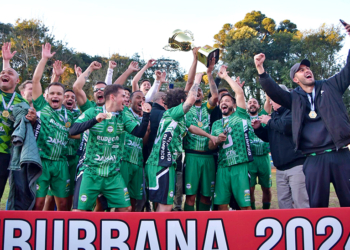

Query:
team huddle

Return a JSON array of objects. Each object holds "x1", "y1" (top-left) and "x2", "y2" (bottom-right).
[{"x1": 0, "y1": 23, "x2": 350, "y2": 212}]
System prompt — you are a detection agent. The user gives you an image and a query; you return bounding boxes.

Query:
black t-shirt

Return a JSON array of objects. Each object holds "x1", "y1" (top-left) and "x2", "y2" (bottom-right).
[{"x1": 299, "y1": 93, "x2": 335, "y2": 154}]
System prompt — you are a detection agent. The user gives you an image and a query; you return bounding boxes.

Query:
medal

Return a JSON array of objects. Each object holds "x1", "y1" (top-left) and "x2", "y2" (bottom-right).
[
  {"x1": 1, "y1": 92, "x2": 16, "y2": 119},
  {"x1": 58, "y1": 107, "x2": 70, "y2": 127},
  {"x1": 198, "y1": 121, "x2": 203, "y2": 127},
  {"x1": 106, "y1": 112, "x2": 112, "y2": 120},
  {"x1": 2, "y1": 110, "x2": 9, "y2": 118},
  {"x1": 309, "y1": 111, "x2": 317, "y2": 119},
  {"x1": 65, "y1": 122, "x2": 71, "y2": 128}
]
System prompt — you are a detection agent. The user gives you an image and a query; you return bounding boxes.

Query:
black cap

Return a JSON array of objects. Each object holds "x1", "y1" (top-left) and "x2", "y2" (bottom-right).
[{"x1": 290, "y1": 59, "x2": 311, "y2": 81}]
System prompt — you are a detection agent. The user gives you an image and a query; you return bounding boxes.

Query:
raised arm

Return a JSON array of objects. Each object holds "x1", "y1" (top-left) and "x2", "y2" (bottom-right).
[
  {"x1": 72, "y1": 61, "x2": 102, "y2": 107},
  {"x1": 105, "y1": 61, "x2": 117, "y2": 85},
  {"x1": 254, "y1": 53, "x2": 292, "y2": 109},
  {"x1": 2, "y1": 42, "x2": 16, "y2": 70},
  {"x1": 145, "y1": 70, "x2": 162, "y2": 102},
  {"x1": 51, "y1": 60, "x2": 66, "y2": 83},
  {"x1": 32, "y1": 43, "x2": 56, "y2": 100},
  {"x1": 183, "y1": 73, "x2": 201, "y2": 114},
  {"x1": 184, "y1": 47, "x2": 200, "y2": 91},
  {"x1": 218, "y1": 65, "x2": 246, "y2": 109},
  {"x1": 132, "y1": 59, "x2": 156, "y2": 92},
  {"x1": 207, "y1": 58, "x2": 218, "y2": 107},
  {"x1": 263, "y1": 94, "x2": 272, "y2": 114},
  {"x1": 114, "y1": 61, "x2": 139, "y2": 85}
]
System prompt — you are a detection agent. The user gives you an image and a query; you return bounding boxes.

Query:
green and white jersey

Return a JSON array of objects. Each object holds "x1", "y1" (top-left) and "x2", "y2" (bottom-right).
[
  {"x1": 67, "y1": 109, "x2": 82, "y2": 156},
  {"x1": 212, "y1": 107, "x2": 253, "y2": 168},
  {"x1": 75, "y1": 106, "x2": 138, "y2": 177},
  {"x1": 249, "y1": 110, "x2": 270, "y2": 156},
  {"x1": 33, "y1": 95, "x2": 74, "y2": 161},
  {"x1": 121, "y1": 108, "x2": 143, "y2": 167},
  {"x1": 0, "y1": 90, "x2": 27, "y2": 154},
  {"x1": 147, "y1": 103, "x2": 188, "y2": 168},
  {"x1": 184, "y1": 101, "x2": 215, "y2": 151},
  {"x1": 80, "y1": 99, "x2": 96, "y2": 113}
]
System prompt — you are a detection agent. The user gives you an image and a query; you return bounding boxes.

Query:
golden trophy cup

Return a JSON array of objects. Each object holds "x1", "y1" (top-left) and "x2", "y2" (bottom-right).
[{"x1": 163, "y1": 29, "x2": 220, "y2": 67}]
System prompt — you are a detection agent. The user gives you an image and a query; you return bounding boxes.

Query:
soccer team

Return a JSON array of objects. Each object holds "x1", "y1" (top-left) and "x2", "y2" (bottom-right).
[{"x1": 0, "y1": 22, "x2": 350, "y2": 212}]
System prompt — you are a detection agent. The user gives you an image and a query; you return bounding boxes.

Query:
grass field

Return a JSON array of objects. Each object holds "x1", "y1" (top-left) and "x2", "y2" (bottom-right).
[{"x1": 0, "y1": 170, "x2": 340, "y2": 210}]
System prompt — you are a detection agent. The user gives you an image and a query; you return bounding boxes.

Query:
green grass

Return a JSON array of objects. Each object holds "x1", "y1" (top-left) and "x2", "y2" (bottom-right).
[{"x1": 0, "y1": 171, "x2": 340, "y2": 210}]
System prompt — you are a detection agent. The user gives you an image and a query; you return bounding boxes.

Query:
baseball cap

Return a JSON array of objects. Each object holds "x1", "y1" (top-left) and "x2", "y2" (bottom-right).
[{"x1": 290, "y1": 59, "x2": 311, "y2": 81}]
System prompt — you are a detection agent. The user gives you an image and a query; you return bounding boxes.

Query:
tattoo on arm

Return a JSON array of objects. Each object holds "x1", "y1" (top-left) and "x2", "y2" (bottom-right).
[
  {"x1": 189, "y1": 82, "x2": 199, "y2": 99},
  {"x1": 183, "y1": 103, "x2": 192, "y2": 113},
  {"x1": 208, "y1": 74, "x2": 218, "y2": 106},
  {"x1": 183, "y1": 82, "x2": 199, "y2": 113},
  {"x1": 84, "y1": 71, "x2": 91, "y2": 81}
]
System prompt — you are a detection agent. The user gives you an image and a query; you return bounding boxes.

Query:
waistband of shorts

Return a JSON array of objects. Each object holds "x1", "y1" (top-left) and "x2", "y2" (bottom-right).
[
  {"x1": 185, "y1": 152, "x2": 214, "y2": 158},
  {"x1": 185, "y1": 150, "x2": 214, "y2": 156}
]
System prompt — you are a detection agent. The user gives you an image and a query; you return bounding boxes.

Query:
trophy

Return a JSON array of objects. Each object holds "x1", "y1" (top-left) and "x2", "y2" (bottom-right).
[{"x1": 163, "y1": 29, "x2": 220, "y2": 67}]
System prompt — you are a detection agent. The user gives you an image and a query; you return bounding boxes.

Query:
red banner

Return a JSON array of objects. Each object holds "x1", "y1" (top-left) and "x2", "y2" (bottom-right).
[{"x1": 0, "y1": 208, "x2": 350, "y2": 249}]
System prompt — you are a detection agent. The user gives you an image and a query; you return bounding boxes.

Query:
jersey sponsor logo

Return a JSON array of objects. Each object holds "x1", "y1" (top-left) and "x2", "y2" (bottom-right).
[
  {"x1": 94, "y1": 154, "x2": 117, "y2": 162},
  {"x1": 186, "y1": 183, "x2": 191, "y2": 189},
  {"x1": 159, "y1": 131, "x2": 173, "y2": 167},
  {"x1": 50, "y1": 118, "x2": 69, "y2": 131},
  {"x1": 47, "y1": 137, "x2": 68, "y2": 146},
  {"x1": 126, "y1": 140, "x2": 142, "y2": 150},
  {"x1": 225, "y1": 149, "x2": 237, "y2": 158},
  {"x1": 107, "y1": 126, "x2": 114, "y2": 133},
  {"x1": 96, "y1": 135, "x2": 119, "y2": 143},
  {"x1": 244, "y1": 189, "x2": 250, "y2": 202}
]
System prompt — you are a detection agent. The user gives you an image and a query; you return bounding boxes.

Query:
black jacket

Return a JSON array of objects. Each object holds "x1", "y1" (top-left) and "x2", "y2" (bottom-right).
[
  {"x1": 254, "y1": 107, "x2": 305, "y2": 170},
  {"x1": 148, "y1": 102, "x2": 166, "y2": 153},
  {"x1": 259, "y1": 50, "x2": 350, "y2": 151}
]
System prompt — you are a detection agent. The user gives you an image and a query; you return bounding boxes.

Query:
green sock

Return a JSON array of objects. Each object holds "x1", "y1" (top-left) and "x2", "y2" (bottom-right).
[
  {"x1": 263, "y1": 202, "x2": 271, "y2": 209},
  {"x1": 251, "y1": 202, "x2": 256, "y2": 210},
  {"x1": 184, "y1": 203, "x2": 195, "y2": 211},
  {"x1": 198, "y1": 201, "x2": 211, "y2": 211}
]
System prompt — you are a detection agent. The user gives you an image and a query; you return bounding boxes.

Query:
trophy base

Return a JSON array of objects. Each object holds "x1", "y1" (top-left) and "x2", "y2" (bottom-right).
[{"x1": 198, "y1": 45, "x2": 220, "y2": 67}]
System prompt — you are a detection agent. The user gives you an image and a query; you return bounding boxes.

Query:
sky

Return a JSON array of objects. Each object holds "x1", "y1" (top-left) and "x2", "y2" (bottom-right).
[{"x1": 2, "y1": 0, "x2": 350, "y2": 74}]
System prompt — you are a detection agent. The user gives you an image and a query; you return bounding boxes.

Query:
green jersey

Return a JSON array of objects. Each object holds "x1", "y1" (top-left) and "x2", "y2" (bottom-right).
[
  {"x1": 121, "y1": 108, "x2": 143, "y2": 167},
  {"x1": 212, "y1": 107, "x2": 253, "y2": 168},
  {"x1": 33, "y1": 95, "x2": 74, "y2": 161},
  {"x1": 147, "y1": 103, "x2": 188, "y2": 168},
  {"x1": 249, "y1": 110, "x2": 270, "y2": 156},
  {"x1": 75, "y1": 106, "x2": 138, "y2": 177},
  {"x1": 0, "y1": 90, "x2": 27, "y2": 154},
  {"x1": 184, "y1": 101, "x2": 215, "y2": 151},
  {"x1": 80, "y1": 99, "x2": 96, "y2": 113},
  {"x1": 67, "y1": 109, "x2": 82, "y2": 156}
]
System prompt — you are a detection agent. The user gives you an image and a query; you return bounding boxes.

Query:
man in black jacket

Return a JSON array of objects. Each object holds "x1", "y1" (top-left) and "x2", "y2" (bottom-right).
[
  {"x1": 252, "y1": 85, "x2": 308, "y2": 209},
  {"x1": 253, "y1": 22, "x2": 350, "y2": 208}
]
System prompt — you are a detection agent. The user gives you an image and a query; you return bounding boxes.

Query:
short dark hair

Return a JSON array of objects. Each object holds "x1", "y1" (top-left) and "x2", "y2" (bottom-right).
[
  {"x1": 103, "y1": 84, "x2": 124, "y2": 101},
  {"x1": 65, "y1": 89, "x2": 75, "y2": 94},
  {"x1": 130, "y1": 90, "x2": 143, "y2": 100},
  {"x1": 18, "y1": 80, "x2": 33, "y2": 92},
  {"x1": 123, "y1": 87, "x2": 132, "y2": 94},
  {"x1": 140, "y1": 79, "x2": 150, "y2": 85},
  {"x1": 219, "y1": 93, "x2": 236, "y2": 104},
  {"x1": 165, "y1": 88, "x2": 187, "y2": 109},
  {"x1": 94, "y1": 81, "x2": 107, "y2": 88},
  {"x1": 218, "y1": 88, "x2": 228, "y2": 94},
  {"x1": 48, "y1": 82, "x2": 65, "y2": 93}
]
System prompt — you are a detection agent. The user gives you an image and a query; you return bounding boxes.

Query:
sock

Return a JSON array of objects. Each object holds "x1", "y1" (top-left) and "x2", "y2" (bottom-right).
[
  {"x1": 184, "y1": 203, "x2": 195, "y2": 211},
  {"x1": 251, "y1": 202, "x2": 256, "y2": 210},
  {"x1": 263, "y1": 202, "x2": 271, "y2": 209},
  {"x1": 198, "y1": 201, "x2": 211, "y2": 211}
]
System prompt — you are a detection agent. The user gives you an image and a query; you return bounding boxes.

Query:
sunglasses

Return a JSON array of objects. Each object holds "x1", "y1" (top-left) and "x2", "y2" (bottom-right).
[{"x1": 93, "y1": 87, "x2": 105, "y2": 92}]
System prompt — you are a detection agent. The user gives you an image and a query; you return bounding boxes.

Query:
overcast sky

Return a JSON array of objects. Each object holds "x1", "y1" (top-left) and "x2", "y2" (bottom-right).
[{"x1": 2, "y1": 0, "x2": 350, "y2": 74}]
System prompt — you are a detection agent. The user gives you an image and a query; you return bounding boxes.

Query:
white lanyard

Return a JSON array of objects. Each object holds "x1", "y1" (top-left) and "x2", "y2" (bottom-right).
[
  {"x1": 1, "y1": 92, "x2": 16, "y2": 111},
  {"x1": 58, "y1": 107, "x2": 68, "y2": 123},
  {"x1": 307, "y1": 88, "x2": 315, "y2": 112}
]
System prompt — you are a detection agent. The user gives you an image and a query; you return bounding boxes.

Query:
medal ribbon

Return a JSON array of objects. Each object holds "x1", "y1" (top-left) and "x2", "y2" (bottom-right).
[
  {"x1": 58, "y1": 106, "x2": 68, "y2": 123},
  {"x1": 1, "y1": 92, "x2": 16, "y2": 112},
  {"x1": 103, "y1": 105, "x2": 119, "y2": 117},
  {"x1": 307, "y1": 88, "x2": 316, "y2": 112}
]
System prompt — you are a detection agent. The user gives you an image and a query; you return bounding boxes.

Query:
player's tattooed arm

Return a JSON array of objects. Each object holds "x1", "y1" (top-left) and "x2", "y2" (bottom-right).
[
  {"x1": 73, "y1": 61, "x2": 101, "y2": 107},
  {"x1": 207, "y1": 58, "x2": 218, "y2": 107},
  {"x1": 184, "y1": 47, "x2": 200, "y2": 91},
  {"x1": 183, "y1": 82, "x2": 200, "y2": 114}
]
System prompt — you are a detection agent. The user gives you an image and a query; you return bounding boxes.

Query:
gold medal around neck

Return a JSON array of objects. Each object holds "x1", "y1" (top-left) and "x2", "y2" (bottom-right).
[
  {"x1": 198, "y1": 121, "x2": 203, "y2": 127},
  {"x1": 309, "y1": 111, "x2": 317, "y2": 119},
  {"x1": 65, "y1": 122, "x2": 71, "y2": 128},
  {"x1": 2, "y1": 110, "x2": 9, "y2": 118},
  {"x1": 106, "y1": 113, "x2": 112, "y2": 120}
]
